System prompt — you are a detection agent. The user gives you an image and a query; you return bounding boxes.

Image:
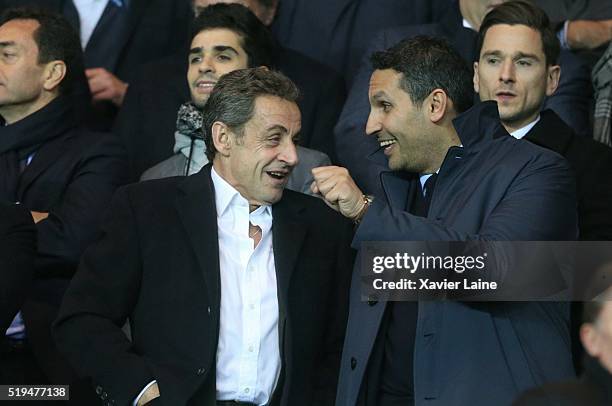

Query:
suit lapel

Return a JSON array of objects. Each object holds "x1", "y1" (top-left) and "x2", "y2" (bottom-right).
[
  {"x1": 523, "y1": 110, "x2": 573, "y2": 155},
  {"x1": 175, "y1": 167, "x2": 221, "y2": 318},
  {"x1": 17, "y1": 136, "x2": 69, "y2": 199},
  {"x1": 271, "y1": 193, "x2": 307, "y2": 361}
]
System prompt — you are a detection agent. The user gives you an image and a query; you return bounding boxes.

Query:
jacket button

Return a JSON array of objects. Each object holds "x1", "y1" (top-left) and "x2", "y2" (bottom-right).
[
  {"x1": 197, "y1": 367, "x2": 205, "y2": 375},
  {"x1": 350, "y1": 357, "x2": 357, "y2": 370},
  {"x1": 367, "y1": 295, "x2": 378, "y2": 306},
  {"x1": 95, "y1": 386, "x2": 102, "y2": 395}
]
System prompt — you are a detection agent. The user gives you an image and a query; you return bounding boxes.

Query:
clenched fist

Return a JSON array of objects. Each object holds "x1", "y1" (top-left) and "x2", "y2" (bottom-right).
[{"x1": 311, "y1": 166, "x2": 369, "y2": 221}]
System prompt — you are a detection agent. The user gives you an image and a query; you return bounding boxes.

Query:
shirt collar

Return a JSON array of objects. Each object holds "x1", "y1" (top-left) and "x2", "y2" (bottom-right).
[
  {"x1": 211, "y1": 167, "x2": 272, "y2": 222},
  {"x1": 510, "y1": 116, "x2": 540, "y2": 140}
]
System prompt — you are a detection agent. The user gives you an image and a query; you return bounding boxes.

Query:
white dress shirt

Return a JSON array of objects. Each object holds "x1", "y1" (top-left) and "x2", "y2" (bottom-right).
[
  {"x1": 510, "y1": 116, "x2": 541, "y2": 140},
  {"x1": 212, "y1": 167, "x2": 280, "y2": 405},
  {"x1": 72, "y1": 0, "x2": 109, "y2": 48}
]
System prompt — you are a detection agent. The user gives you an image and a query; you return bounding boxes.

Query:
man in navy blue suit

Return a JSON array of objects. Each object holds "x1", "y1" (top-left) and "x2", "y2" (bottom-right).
[{"x1": 312, "y1": 36, "x2": 577, "y2": 406}]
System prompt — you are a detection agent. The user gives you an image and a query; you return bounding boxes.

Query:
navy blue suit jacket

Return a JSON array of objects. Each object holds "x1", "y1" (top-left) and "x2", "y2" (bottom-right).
[
  {"x1": 336, "y1": 102, "x2": 578, "y2": 406},
  {"x1": 334, "y1": 1, "x2": 592, "y2": 198}
]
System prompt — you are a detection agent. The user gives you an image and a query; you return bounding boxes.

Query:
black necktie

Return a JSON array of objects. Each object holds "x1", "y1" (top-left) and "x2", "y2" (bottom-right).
[{"x1": 410, "y1": 174, "x2": 438, "y2": 217}]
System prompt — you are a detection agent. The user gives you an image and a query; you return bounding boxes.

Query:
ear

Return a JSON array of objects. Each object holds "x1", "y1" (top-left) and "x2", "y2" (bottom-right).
[
  {"x1": 580, "y1": 323, "x2": 601, "y2": 358},
  {"x1": 427, "y1": 89, "x2": 449, "y2": 124},
  {"x1": 545, "y1": 64, "x2": 561, "y2": 97},
  {"x1": 211, "y1": 121, "x2": 232, "y2": 157},
  {"x1": 42, "y1": 60, "x2": 66, "y2": 92},
  {"x1": 473, "y1": 61, "x2": 480, "y2": 94}
]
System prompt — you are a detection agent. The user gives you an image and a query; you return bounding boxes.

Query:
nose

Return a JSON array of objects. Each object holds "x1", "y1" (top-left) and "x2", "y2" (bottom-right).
[
  {"x1": 279, "y1": 139, "x2": 299, "y2": 167},
  {"x1": 365, "y1": 110, "x2": 382, "y2": 136},
  {"x1": 499, "y1": 59, "x2": 515, "y2": 84},
  {"x1": 198, "y1": 55, "x2": 215, "y2": 75}
]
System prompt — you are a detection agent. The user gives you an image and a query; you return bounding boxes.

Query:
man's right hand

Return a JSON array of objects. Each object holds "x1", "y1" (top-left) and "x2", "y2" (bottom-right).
[{"x1": 136, "y1": 382, "x2": 160, "y2": 406}]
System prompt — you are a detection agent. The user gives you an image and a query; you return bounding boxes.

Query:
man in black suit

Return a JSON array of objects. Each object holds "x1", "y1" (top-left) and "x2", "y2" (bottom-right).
[
  {"x1": 115, "y1": 0, "x2": 345, "y2": 182},
  {"x1": 0, "y1": 0, "x2": 194, "y2": 129},
  {"x1": 54, "y1": 68, "x2": 354, "y2": 406},
  {"x1": 0, "y1": 203, "x2": 35, "y2": 335},
  {"x1": 333, "y1": 0, "x2": 592, "y2": 199},
  {"x1": 0, "y1": 8, "x2": 127, "y2": 385},
  {"x1": 473, "y1": 0, "x2": 612, "y2": 241}
]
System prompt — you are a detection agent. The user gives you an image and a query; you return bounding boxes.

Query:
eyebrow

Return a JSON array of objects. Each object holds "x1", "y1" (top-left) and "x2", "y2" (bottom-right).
[
  {"x1": 481, "y1": 50, "x2": 540, "y2": 61},
  {"x1": 0, "y1": 41, "x2": 17, "y2": 48},
  {"x1": 189, "y1": 45, "x2": 240, "y2": 55},
  {"x1": 266, "y1": 125, "x2": 289, "y2": 134},
  {"x1": 370, "y1": 91, "x2": 389, "y2": 101}
]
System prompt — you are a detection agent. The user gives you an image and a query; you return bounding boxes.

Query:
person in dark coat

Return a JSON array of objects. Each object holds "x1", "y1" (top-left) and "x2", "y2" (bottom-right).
[{"x1": 0, "y1": 8, "x2": 127, "y2": 386}]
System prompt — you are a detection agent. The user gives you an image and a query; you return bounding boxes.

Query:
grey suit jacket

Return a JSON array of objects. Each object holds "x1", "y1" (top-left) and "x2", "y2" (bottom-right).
[{"x1": 140, "y1": 146, "x2": 330, "y2": 197}]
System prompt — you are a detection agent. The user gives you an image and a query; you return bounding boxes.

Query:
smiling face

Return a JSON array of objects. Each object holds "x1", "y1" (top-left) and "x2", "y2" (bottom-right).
[
  {"x1": 474, "y1": 24, "x2": 560, "y2": 133},
  {"x1": 213, "y1": 95, "x2": 301, "y2": 208},
  {"x1": 0, "y1": 19, "x2": 52, "y2": 123},
  {"x1": 366, "y1": 69, "x2": 442, "y2": 174},
  {"x1": 187, "y1": 28, "x2": 249, "y2": 108}
]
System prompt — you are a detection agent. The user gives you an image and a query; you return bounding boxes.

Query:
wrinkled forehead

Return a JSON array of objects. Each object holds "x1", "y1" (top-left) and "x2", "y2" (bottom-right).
[{"x1": 249, "y1": 95, "x2": 301, "y2": 133}]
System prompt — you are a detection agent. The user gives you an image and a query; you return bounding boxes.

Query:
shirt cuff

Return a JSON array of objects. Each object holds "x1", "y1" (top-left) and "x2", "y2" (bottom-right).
[
  {"x1": 132, "y1": 380, "x2": 157, "y2": 406},
  {"x1": 557, "y1": 20, "x2": 570, "y2": 50}
]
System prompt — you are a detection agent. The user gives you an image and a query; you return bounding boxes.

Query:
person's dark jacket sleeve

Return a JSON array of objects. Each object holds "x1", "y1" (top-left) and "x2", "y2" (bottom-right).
[
  {"x1": 0, "y1": 202, "x2": 36, "y2": 333},
  {"x1": 53, "y1": 186, "x2": 155, "y2": 406},
  {"x1": 35, "y1": 133, "x2": 128, "y2": 277}
]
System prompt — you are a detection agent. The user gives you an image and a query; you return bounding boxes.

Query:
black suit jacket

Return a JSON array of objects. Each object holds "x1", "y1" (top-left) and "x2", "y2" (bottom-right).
[
  {"x1": 54, "y1": 165, "x2": 355, "y2": 406},
  {"x1": 524, "y1": 110, "x2": 612, "y2": 241},
  {"x1": 114, "y1": 47, "x2": 346, "y2": 182},
  {"x1": 0, "y1": 97, "x2": 128, "y2": 382},
  {"x1": 0, "y1": 202, "x2": 36, "y2": 334},
  {"x1": 513, "y1": 356, "x2": 612, "y2": 406}
]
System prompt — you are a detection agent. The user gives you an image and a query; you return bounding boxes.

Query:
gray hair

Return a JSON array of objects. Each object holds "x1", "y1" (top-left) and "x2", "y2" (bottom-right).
[{"x1": 202, "y1": 67, "x2": 299, "y2": 161}]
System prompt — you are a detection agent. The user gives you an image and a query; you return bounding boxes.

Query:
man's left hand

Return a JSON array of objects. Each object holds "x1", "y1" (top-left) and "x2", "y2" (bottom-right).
[
  {"x1": 311, "y1": 166, "x2": 365, "y2": 220},
  {"x1": 86, "y1": 68, "x2": 128, "y2": 106}
]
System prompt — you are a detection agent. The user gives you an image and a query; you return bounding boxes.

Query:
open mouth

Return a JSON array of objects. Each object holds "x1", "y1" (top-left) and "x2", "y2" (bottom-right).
[
  {"x1": 378, "y1": 138, "x2": 397, "y2": 156},
  {"x1": 195, "y1": 80, "x2": 216, "y2": 93},
  {"x1": 266, "y1": 170, "x2": 290, "y2": 181}
]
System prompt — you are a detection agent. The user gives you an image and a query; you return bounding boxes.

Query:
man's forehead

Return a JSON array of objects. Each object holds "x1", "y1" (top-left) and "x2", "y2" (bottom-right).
[
  {"x1": 481, "y1": 24, "x2": 545, "y2": 56},
  {"x1": 190, "y1": 28, "x2": 244, "y2": 50},
  {"x1": 369, "y1": 69, "x2": 402, "y2": 95},
  {"x1": 0, "y1": 18, "x2": 39, "y2": 42},
  {"x1": 252, "y1": 96, "x2": 301, "y2": 128}
]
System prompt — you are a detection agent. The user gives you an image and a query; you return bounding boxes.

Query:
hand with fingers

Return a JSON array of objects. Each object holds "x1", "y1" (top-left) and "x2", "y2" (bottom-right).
[
  {"x1": 86, "y1": 68, "x2": 128, "y2": 107},
  {"x1": 311, "y1": 166, "x2": 371, "y2": 222}
]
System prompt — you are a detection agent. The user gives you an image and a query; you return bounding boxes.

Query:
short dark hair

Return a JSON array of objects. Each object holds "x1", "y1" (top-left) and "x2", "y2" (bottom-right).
[
  {"x1": 477, "y1": 0, "x2": 560, "y2": 66},
  {"x1": 202, "y1": 67, "x2": 299, "y2": 160},
  {"x1": 190, "y1": 3, "x2": 275, "y2": 69},
  {"x1": 370, "y1": 35, "x2": 473, "y2": 114},
  {"x1": 0, "y1": 7, "x2": 82, "y2": 95}
]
